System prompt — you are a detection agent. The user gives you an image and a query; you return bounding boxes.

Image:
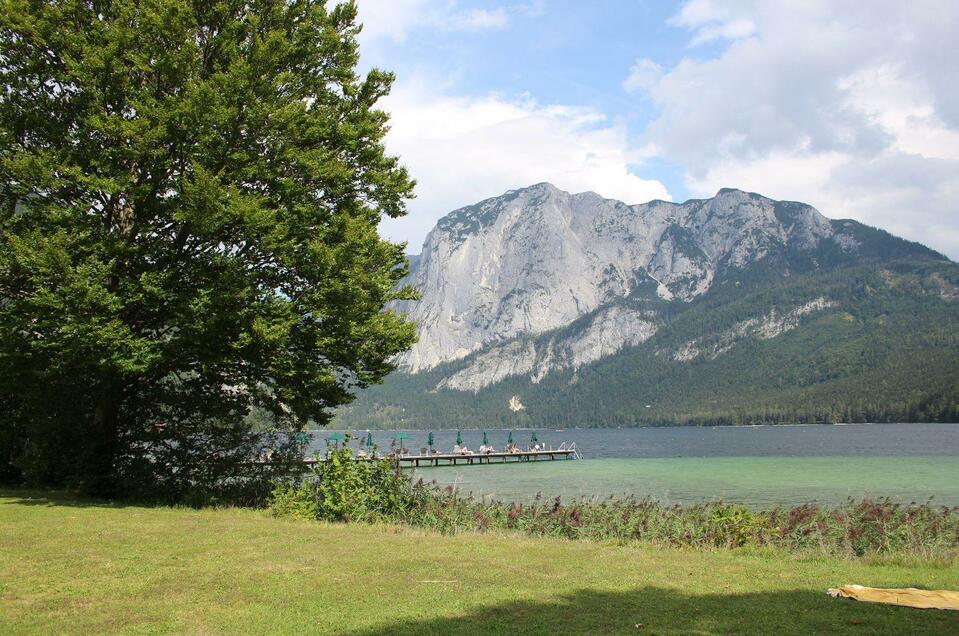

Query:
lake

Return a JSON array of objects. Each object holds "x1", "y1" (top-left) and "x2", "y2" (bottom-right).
[{"x1": 312, "y1": 423, "x2": 959, "y2": 508}]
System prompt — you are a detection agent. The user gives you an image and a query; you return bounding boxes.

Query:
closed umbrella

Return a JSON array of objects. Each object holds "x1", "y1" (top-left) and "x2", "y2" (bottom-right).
[
  {"x1": 456, "y1": 430, "x2": 463, "y2": 446},
  {"x1": 427, "y1": 431, "x2": 434, "y2": 449},
  {"x1": 366, "y1": 432, "x2": 374, "y2": 447},
  {"x1": 507, "y1": 431, "x2": 513, "y2": 445},
  {"x1": 530, "y1": 431, "x2": 538, "y2": 443},
  {"x1": 483, "y1": 431, "x2": 489, "y2": 445}
]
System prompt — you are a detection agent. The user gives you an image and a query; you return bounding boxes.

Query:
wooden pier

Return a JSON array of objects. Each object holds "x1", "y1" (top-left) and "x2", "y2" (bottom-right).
[
  {"x1": 393, "y1": 448, "x2": 578, "y2": 467},
  {"x1": 281, "y1": 447, "x2": 581, "y2": 468},
  {"x1": 252, "y1": 443, "x2": 582, "y2": 469}
]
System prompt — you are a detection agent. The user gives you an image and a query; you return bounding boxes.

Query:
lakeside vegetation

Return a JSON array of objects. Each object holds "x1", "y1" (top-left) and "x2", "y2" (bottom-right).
[
  {"x1": 268, "y1": 447, "x2": 959, "y2": 562},
  {"x1": 4, "y1": 489, "x2": 959, "y2": 635}
]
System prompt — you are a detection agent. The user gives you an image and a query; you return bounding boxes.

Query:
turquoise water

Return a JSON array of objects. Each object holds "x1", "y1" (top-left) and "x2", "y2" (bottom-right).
[
  {"x1": 413, "y1": 457, "x2": 959, "y2": 508},
  {"x1": 320, "y1": 423, "x2": 959, "y2": 458},
  {"x1": 316, "y1": 424, "x2": 959, "y2": 507}
]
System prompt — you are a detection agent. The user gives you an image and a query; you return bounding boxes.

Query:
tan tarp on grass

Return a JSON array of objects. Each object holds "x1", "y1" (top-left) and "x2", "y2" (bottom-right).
[{"x1": 828, "y1": 585, "x2": 959, "y2": 610}]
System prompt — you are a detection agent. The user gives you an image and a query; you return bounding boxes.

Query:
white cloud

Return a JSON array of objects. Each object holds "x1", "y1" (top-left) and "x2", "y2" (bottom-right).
[
  {"x1": 668, "y1": 0, "x2": 756, "y2": 45},
  {"x1": 446, "y1": 8, "x2": 509, "y2": 30},
  {"x1": 669, "y1": 0, "x2": 732, "y2": 26},
  {"x1": 378, "y1": 81, "x2": 671, "y2": 252},
  {"x1": 640, "y1": 1, "x2": 959, "y2": 258},
  {"x1": 622, "y1": 58, "x2": 663, "y2": 93},
  {"x1": 352, "y1": 1, "x2": 670, "y2": 253},
  {"x1": 353, "y1": 0, "x2": 427, "y2": 44},
  {"x1": 838, "y1": 65, "x2": 959, "y2": 162},
  {"x1": 355, "y1": 0, "x2": 518, "y2": 45}
]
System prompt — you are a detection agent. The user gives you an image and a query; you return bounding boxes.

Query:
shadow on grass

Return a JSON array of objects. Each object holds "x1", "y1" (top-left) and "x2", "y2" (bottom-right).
[
  {"x1": 0, "y1": 487, "x2": 162, "y2": 509},
  {"x1": 346, "y1": 586, "x2": 959, "y2": 636}
]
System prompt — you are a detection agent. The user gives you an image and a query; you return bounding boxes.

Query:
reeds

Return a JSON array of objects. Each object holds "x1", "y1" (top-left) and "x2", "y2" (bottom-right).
[
  {"x1": 268, "y1": 450, "x2": 959, "y2": 560},
  {"x1": 400, "y1": 484, "x2": 959, "y2": 559}
]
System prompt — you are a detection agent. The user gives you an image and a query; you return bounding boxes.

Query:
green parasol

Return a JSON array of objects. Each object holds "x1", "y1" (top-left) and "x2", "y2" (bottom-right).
[
  {"x1": 427, "y1": 432, "x2": 434, "y2": 447},
  {"x1": 483, "y1": 431, "x2": 489, "y2": 445},
  {"x1": 392, "y1": 432, "x2": 409, "y2": 451},
  {"x1": 456, "y1": 430, "x2": 463, "y2": 445},
  {"x1": 325, "y1": 432, "x2": 344, "y2": 445},
  {"x1": 366, "y1": 432, "x2": 374, "y2": 447},
  {"x1": 530, "y1": 430, "x2": 538, "y2": 443},
  {"x1": 507, "y1": 431, "x2": 513, "y2": 444}
]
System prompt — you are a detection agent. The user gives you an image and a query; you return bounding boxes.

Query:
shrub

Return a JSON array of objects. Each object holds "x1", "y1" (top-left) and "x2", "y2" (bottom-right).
[
  {"x1": 707, "y1": 504, "x2": 762, "y2": 548},
  {"x1": 269, "y1": 444, "x2": 419, "y2": 523}
]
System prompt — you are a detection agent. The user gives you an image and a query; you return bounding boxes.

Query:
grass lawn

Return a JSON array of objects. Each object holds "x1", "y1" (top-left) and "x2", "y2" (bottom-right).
[{"x1": 2, "y1": 490, "x2": 958, "y2": 635}]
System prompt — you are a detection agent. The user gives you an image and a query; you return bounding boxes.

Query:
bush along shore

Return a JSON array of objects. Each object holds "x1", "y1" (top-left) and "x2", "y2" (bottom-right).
[{"x1": 269, "y1": 446, "x2": 959, "y2": 561}]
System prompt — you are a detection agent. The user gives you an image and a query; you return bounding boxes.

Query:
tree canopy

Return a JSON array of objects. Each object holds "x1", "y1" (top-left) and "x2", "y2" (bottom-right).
[{"x1": 0, "y1": 0, "x2": 417, "y2": 499}]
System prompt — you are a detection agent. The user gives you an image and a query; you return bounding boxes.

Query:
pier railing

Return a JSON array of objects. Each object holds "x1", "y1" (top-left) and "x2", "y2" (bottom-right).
[
  {"x1": 390, "y1": 448, "x2": 578, "y2": 467},
  {"x1": 251, "y1": 443, "x2": 582, "y2": 468}
]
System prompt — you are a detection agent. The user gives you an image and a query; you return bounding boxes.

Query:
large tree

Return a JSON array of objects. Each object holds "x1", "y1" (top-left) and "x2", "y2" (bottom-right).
[{"x1": 0, "y1": 0, "x2": 417, "y2": 499}]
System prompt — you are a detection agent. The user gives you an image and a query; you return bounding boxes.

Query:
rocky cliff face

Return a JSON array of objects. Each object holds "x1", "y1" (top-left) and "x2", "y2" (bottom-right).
[
  {"x1": 337, "y1": 187, "x2": 954, "y2": 428},
  {"x1": 396, "y1": 183, "x2": 849, "y2": 384},
  {"x1": 435, "y1": 304, "x2": 659, "y2": 392}
]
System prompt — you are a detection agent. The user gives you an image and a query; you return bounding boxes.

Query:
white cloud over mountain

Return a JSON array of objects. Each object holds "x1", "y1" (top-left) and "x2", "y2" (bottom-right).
[
  {"x1": 641, "y1": 1, "x2": 959, "y2": 257},
  {"x1": 357, "y1": 0, "x2": 660, "y2": 253},
  {"x1": 377, "y1": 83, "x2": 670, "y2": 251},
  {"x1": 354, "y1": 0, "x2": 959, "y2": 259}
]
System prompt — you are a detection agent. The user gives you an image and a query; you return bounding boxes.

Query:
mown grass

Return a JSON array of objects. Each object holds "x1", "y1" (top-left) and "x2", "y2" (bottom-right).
[{"x1": 2, "y1": 489, "x2": 959, "y2": 635}]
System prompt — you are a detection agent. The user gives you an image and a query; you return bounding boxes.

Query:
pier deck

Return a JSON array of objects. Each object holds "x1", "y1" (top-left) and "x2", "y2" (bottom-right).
[
  {"x1": 288, "y1": 448, "x2": 580, "y2": 468},
  {"x1": 252, "y1": 445, "x2": 582, "y2": 469},
  {"x1": 393, "y1": 449, "x2": 578, "y2": 467}
]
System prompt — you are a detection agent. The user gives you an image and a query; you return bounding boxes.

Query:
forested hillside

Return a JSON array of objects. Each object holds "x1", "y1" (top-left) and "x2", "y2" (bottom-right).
[{"x1": 337, "y1": 259, "x2": 959, "y2": 428}]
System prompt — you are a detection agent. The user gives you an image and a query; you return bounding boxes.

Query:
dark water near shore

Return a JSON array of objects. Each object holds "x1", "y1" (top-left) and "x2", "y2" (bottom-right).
[{"x1": 311, "y1": 423, "x2": 959, "y2": 507}]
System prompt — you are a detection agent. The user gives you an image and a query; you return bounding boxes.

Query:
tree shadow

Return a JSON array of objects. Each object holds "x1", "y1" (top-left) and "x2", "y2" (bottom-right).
[
  {"x1": 0, "y1": 488, "x2": 162, "y2": 509},
  {"x1": 346, "y1": 586, "x2": 959, "y2": 636}
]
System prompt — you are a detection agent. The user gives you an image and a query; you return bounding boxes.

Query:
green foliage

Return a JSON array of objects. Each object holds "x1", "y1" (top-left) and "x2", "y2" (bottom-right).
[
  {"x1": 268, "y1": 460, "x2": 959, "y2": 560},
  {"x1": 338, "y1": 260, "x2": 959, "y2": 429},
  {"x1": 269, "y1": 442, "x2": 420, "y2": 522},
  {"x1": 267, "y1": 481, "x2": 321, "y2": 521},
  {"x1": 0, "y1": 0, "x2": 416, "y2": 497},
  {"x1": 707, "y1": 504, "x2": 763, "y2": 548}
]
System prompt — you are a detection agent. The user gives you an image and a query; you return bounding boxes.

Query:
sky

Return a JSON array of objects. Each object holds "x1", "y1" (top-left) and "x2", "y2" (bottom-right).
[{"x1": 354, "y1": 0, "x2": 959, "y2": 259}]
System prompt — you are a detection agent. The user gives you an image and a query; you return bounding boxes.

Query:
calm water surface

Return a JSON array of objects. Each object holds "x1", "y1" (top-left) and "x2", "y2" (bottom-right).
[{"x1": 314, "y1": 424, "x2": 959, "y2": 507}]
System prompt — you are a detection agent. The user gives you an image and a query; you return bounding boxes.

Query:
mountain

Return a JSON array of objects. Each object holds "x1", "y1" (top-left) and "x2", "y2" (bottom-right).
[{"x1": 338, "y1": 184, "x2": 959, "y2": 428}]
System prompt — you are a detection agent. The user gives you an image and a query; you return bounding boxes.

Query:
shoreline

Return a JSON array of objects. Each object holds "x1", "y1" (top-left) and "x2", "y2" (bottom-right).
[{"x1": 320, "y1": 421, "x2": 959, "y2": 432}]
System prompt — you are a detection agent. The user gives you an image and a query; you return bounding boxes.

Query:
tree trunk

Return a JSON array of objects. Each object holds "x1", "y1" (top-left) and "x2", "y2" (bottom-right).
[
  {"x1": 83, "y1": 382, "x2": 121, "y2": 497},
  {"x1": 83, "y1": 181, "x2": 136, "y2": 497}
]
